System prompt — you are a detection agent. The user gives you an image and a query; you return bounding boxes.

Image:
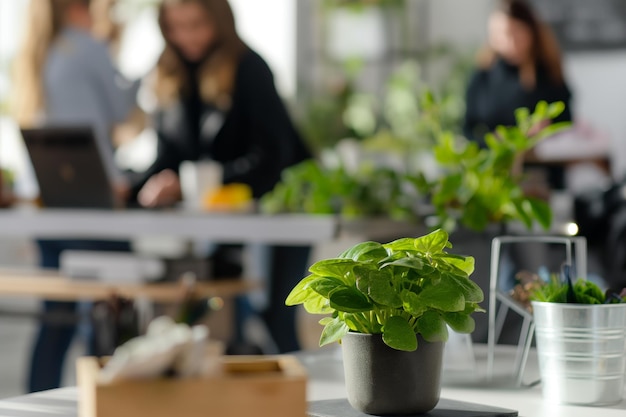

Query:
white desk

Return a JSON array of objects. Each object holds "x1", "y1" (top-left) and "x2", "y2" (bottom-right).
[
  {"x1": 0, "y1": 208, "x2": 337, "y2": 244},
  {"x1": 0, "y1": 345, "x2": 624, "y2": 417}
]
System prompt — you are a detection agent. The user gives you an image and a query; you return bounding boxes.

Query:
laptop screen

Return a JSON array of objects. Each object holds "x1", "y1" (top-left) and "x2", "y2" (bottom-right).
[{"x1": 21, "y1": 126, "x2": 117, "y2": 209}]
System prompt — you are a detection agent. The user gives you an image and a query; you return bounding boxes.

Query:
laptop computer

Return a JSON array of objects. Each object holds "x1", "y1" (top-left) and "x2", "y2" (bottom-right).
[{"x1": 21, "y1": 126, "x2": 119, "y2": 209}]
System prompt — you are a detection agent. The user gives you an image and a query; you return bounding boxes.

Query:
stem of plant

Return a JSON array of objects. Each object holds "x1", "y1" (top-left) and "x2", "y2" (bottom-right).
[{"x1": 351, "y1": 313, "x2": 371, "y2": 333}]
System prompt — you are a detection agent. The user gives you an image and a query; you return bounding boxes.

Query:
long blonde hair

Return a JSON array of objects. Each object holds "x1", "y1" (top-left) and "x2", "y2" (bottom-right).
[
  {"x1": 12, "y1": 0, "x2": 92, "y2": 126},
  {"x1": 478, "y1": 0, "x2": 565, "y2": 86},
  {"x1": 155, "y1": 0, "x2": 247, "y2": 109}
]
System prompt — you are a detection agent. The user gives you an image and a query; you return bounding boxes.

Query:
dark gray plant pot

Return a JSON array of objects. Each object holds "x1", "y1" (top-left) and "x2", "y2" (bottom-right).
[{"x1": 342, "y1": 332, "x2": 444, "y2": 416}]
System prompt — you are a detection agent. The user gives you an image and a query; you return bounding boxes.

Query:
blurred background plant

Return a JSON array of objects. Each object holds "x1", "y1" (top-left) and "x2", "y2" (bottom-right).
[
  {"x1": 264, "y1": 98, "x2": 569, "y2": 236},
  {"x1": 260, "y1": 159, "x2": 418, "y2": 220},
  {"x1": 297, "y1": 0, "x2": 474, "y2": 157},
  {"x1": 298, "y1": 48, "x2": 474, "y2": 157},
  {"x1": 410, "y1": 101, "x2": 570, "y2": 232}
]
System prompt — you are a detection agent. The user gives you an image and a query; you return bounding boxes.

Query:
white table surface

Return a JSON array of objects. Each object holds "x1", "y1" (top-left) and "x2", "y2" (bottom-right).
[
  {"x1": 0, "y1": 344, "x2": 624, "y2": 417},
  {"x1": 0, "y1": 207, "x2": 337, "y2": 244}
]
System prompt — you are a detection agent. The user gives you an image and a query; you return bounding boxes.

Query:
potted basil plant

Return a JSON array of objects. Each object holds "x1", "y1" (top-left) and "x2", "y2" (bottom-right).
[{"x1": 286, "y1": 229, "x2": 484, "y2": 415}]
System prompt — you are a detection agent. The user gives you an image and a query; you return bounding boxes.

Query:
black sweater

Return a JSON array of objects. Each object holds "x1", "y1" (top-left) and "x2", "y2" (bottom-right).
[
  {"x1": 134, "y1": 49, "x2": 309, "y2": 199},
  {"x1": 463, "y1": 58, "x2": 573, "y2": 146}
]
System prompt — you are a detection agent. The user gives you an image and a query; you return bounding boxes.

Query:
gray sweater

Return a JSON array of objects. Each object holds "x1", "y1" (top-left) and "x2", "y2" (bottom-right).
[{"x1": 43, "y1": 27, "x2": 139, "y2": 182}]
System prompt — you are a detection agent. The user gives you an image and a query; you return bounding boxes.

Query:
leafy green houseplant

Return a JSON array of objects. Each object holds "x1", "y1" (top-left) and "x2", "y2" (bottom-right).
[
  {"x1": 286, "y1": 229, "x2": 484, "y2": 350},
  {"x1": 411, "y1": 101, "x2": 570, "y2": 232},
  {"x1": 260, "y1": 159, "x2": 418, "y2": 221},
  {"x1": 286, "y1": 229, "x2": 483, "y2": 414},
  {"x1": 529, "y1": 272, "x2": 626, "y2": 305}
]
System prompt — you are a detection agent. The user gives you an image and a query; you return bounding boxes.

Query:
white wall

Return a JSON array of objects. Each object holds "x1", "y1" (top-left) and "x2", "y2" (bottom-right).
[
  {"x1": 428, "y1": 0, "x2": 492, "y2": 47},
  {"x1": 565, "y1": 54, "x2": 626, "y2": 178},
  {"x1": 230, "y1": 0, "x2": 296, "y2": 97}
]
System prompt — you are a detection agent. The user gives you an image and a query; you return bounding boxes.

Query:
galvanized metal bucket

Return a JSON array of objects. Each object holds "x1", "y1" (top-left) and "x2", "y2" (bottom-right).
[{"x1": 532, "y1": 301, "x2": 626, "y2": 406}]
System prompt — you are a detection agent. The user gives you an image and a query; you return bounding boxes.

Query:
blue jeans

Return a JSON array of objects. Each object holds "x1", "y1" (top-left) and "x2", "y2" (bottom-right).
[{"x1": 28, "y1": 239, "x2": 131, "y2": 393}]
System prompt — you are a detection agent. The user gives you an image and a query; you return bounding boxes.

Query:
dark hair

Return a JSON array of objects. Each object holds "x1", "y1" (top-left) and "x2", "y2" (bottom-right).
[{"x1": 480, "y1": 0, "x2": 565, "y2": 85}]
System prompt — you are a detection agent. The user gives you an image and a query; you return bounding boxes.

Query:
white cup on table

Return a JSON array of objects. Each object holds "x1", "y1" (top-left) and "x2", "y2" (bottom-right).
[{"x1": 179, "y1": 160, "x2": 223, "y2": 210}]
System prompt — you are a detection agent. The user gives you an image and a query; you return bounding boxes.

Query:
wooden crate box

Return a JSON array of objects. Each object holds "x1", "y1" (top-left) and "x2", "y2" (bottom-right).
[{"x1": 77, "y1": 355, "x2": 307, "y2": 417}]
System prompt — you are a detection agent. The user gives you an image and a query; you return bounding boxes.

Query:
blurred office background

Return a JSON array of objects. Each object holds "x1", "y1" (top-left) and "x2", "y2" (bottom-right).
[{"x1": 1, "y1": 0, "x2": 626, "y2": 397}]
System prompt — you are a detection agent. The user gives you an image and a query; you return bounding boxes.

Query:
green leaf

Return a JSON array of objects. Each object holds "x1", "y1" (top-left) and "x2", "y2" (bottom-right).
[
  {"x1": 484, "y1": 132, "x2": 500, "y2": 150},
  {"x1": 406, "y1": 173, "x2": 431, "y2": 194},
  {"x1": 355, "y1": 268, "x2": 402, "y2": 308},
  {"x1": 542, "y1": 285, "x2": 569, "y2": 303},
  {"x1": 532, "y1": 121, "x2": 571, "y2": 143},
  {"x1": 401, "y1": 289, "x2": 426, "y2": 316},
  {"x1": 433, "y1": 132, "x2": 461, "y2": 165},
  {"x1": 384, "y1": 238, "x2": 418, "y2": 252},
  {"x1": 309, "y1": 259, "x2": 358, "y2": 281},
  {"x1": 575, "y1": 292, "x2": 603, "y2": 305},
  {"x1": 461, "y1": 199, "x2": 490, "y2": 231},
  {"x1": 383, "y1": 316, "x2": 417, "y2": 351},
  {"x1": 458, "y1": 171, "x2": 479, "y2": 203},
  {"x1": 438, "y1": 254, "x2": 475, "y2": 275},
  {"x1": 340, "y1": 313, "x2": 363, "y2": 332},
  {"x1": 495, "y1": 126, "x2": 510, "y2": 143},
  {"x1": 447, "y1": 274, "x2": 484, "y2": 303},
  {"x1": 437, "y1": 174, "x2": 463, "y2": 202},
  {"x1": 547, "y1": 101, "x2": 565, "y2": 120},
  {"x1": 303, "y1": 292, "x2": 333, "y2": 314},
  {"x1": 513, "y1": 199, "x2": 533, "y2": 230},
  {"x1": 285, "y1": 275, "x2": 316, "y2": 305},
  {"x1": 340, "y1": 241, "x2": 388, "y2": 262},
  {"x1": 443, "y1": 312, "x2": 476, "y2": 334},
  {"x1": 309, "y1": 276, "x2": 348, "y2": 298},
  {"x1": 527, "y1": 197, "x2": 552, "y2": 230},
  {"x1": 418, "y1": 280, "x2": 466, "y2": 312},
  {"x1": 533, "y1": 101, "x2": 548, "y2": 119},
  {"x1": 413, "y1": 229, "x2": 450, "y2": 254},
  {"x1": 574, "y1": 279, "x2": 605, "y2": 304},
  {"x1": 319, "y1": 317, "x2": 350, "y2": 347},
  {"x1": 514, "y1": 107, "x2": 530, "y2": 127},
  {"x1": 329, "y1": 288, "x2": 373, "y2": 312},
  {"x1": 416, "y1": 311, "x2": 449, "y2": 342},
  {"x1": 319, "y1": 317, "x2": 334, "y2": 326},
  {"x1": 380, "y1": 257, "x2": 426, "y2": 272}
]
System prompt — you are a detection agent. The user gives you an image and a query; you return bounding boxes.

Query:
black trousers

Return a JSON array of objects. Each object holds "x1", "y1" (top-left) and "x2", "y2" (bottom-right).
[{"x1": 262, "y1": 245, "x2": 311, "y2": 353}]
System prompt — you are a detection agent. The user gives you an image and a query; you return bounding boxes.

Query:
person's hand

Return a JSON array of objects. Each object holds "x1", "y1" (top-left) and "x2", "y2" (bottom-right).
[
  {"x1": 138, "y1": 169, "x2": 182, "y2": 208},
  {"x1": 112, "y1": 181, "x2": 130, "y2": 208}
]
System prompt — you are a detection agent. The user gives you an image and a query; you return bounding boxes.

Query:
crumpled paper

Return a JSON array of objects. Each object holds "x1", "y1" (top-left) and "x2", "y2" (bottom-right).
[{"x1": 98, "y1": 316, "x2": 220, "y2": 383}]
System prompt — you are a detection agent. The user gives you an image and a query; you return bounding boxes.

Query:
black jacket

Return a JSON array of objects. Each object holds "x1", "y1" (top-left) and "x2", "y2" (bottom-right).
[
  {"x1": 134, "y1": 49, "x2": 310, "y2": 199},
  {"x1": 463, "y1": 58, "x2": 573, "y2": 146}
]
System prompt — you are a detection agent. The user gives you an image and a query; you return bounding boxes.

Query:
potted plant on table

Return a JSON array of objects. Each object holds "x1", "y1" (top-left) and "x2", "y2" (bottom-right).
[
  {"x1": 528, "y1": 273, "x2": 626, "y2": 406},
  {"x1": 286, "y1": 229, "x2": 484, "y2": 415}
]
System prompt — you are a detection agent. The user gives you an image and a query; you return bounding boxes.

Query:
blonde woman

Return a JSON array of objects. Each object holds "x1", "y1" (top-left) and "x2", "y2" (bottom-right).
[
  {"x1": 134, "y1": 0, "x2": 310, "y2": 207},
  {"x1": 134, "y1": 0, "x2": 310, "y2": 354},
  {"x1": 13, "y1": 0, "x2": 138, "y2": 392}
]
